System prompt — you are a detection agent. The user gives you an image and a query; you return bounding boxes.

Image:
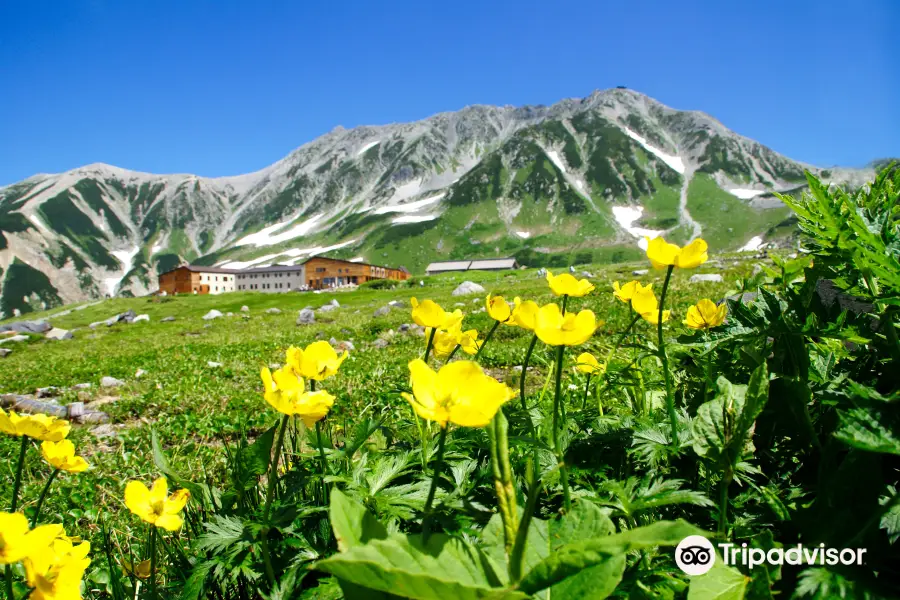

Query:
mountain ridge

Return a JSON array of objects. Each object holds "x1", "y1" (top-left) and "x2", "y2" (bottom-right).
[{"x1": 0, "y1": 88, "x2": 876, "y2": 317}]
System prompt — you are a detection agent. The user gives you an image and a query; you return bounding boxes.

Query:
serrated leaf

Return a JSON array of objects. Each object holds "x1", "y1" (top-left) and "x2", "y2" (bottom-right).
[
  {"x1": 315, "y1": 532, "x2": 522, "y2": 600},
  {"x1": 518, "y1": 520, "x2": 707, "y2": 595},
  {"x1": 834, "y1": 406, "x2": 900, "y2": 455},
  {"x1": 329, "y1": 489, "x2": 388, "y2": 552},
  {"x1": 687, "y1": 555, "x2": 749, "y2": 600}
]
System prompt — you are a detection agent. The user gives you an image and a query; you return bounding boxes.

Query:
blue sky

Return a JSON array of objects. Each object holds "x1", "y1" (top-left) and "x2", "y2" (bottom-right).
[{"x1": 0, "y1": 0, "x2": 897, "y2": 186}]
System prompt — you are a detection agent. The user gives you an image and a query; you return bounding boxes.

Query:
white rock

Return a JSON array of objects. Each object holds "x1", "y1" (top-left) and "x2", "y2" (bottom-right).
[
  {"x1": 202, "y1": 310, "x2": 224, "y2": 320},
  {"x1": 689, "y1": 274, "x2": 724, "y2": 283},
  {"x1": 632, "y1": 269, "x2": 649, "y2": 276},
  {"x1": 207, "y1": 361, "x2": 223, "y2": 368},
  {"x1": 73, "y1": 383, "x2": 92, "y2": 390},
  {"x1": 132, "y1": 314, "x2": 150, "y2": 323},
  {"x1": 330, "y1": 299, "x2": 340, "y2": 307},
  {"x1": 100, "y1": 376, "x2": 125, "y2": 388},
  {"x1": 0, "y1": 335, "x2": 29, "y2": 345},
  {"x1": 265, "y1": 308, "x2": 282, "y2": 315},
  {"x1": 0, "y1": 348, "x2": 11, "y2": 358},
  {"x1": 452, "y1": 281, "x2": 486, "y2": 296},
  {"x1": 161, "y1": 316, "x2": 176, "y2": 322},
  {"x1": 240, "y1": 305, "x2": 250, "y2": 313},
  {"x1": 135, "y1": 369, "x2": 147, "y2": 379},
  {"x1": 318, "y1": 304, "x2": 338, "y2": 313},
  {"x1": 297, "y1": 308, "x2": 316, "y2": 325},
  {"x1": 45, "y1": 328, "x2": 73, "y2": 341}
]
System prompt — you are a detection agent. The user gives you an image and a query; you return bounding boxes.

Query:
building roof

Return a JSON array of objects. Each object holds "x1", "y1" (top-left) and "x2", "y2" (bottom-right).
[
  {"x1": 469, "y1": 258, "x2": 518, "y2": 270},
  {"x1": 238, "y1": 265, "x2": 305, "y2": 274},
  {"x1": 160, "y1": 264, "x2": 240, "y2": 276},
  {"x1": 298, "y1": 255, "x2": 405, "y2": 272},
  {"x1": 426, "y1": 260, "x2": 472, "y2": 272}
]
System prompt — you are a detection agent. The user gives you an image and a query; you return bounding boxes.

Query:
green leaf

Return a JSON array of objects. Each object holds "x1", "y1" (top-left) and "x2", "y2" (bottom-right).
[
  {"x1": 329, "y1": 489, "x2": 388, "y2": 552},
  {"x1": 834, "y1": 406, "x2": 900, "y2": 455},
  {"x1": 692, "y1": 364, "x2": 769, "y2": 469},
  {"x1": 548, "y1": 501, "x2": 618, "y2": 600},
  {"x1": 518, "y1": 520, "x2": 707, "y2": 595},
  {"x1": 151, "y1": 428, "x2": 211, "y2": 505},
  {"x1": 480, "y1": 512, "x2": 549, "y2": 588},
  {"x1": 687, "y1": 555, "x2": 749, "y2": 600},
  {"x1": 316, "y1": 532, "x2": 523, "y2": 600}
]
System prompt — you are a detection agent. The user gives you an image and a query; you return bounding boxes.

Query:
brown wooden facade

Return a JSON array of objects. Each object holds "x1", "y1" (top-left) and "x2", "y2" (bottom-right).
[
  {"x1": 304, "y1": 257, "x2": 409, "y2": 290},
  {"x1": 157, "y1": 266, "x2": 238, "y2": 295}
]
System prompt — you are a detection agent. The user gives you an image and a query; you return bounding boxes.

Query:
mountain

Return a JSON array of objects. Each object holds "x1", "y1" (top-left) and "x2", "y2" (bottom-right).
[{"x1": 0, "y1": 88, "x2": 875, "y2": 317}]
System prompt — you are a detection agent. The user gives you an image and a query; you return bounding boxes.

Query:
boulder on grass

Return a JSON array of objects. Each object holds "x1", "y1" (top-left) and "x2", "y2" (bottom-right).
[
  {"x1": 45, "y1": 328, "x2": 73, "y2": 341},
  {"x1": 689, "y1": 274, "x2": 724, "y2": 283},
  {"x1": 202, "y1": 310, "x2": 224, "y2": 320},
  {"x1": 452, "y1": 281, "x2": 486, "y2": 296},
  {"x1": 296, "y1": 308, "x2": 315, "y2": 325}
]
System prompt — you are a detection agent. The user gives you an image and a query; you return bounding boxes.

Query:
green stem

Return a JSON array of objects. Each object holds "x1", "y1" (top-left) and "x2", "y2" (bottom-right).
[
  {"x1": 581, "y1": 374, "x2": 592, "y2": 410},
  {"x1": 883, "y1": 307, "x2": 900, "y2": 364},
  {"x1": 717, "y1": 476, "x2": 731, "y2": 536},
  {"x1": 422, "y1": 425, "x2": 449, "y2": 539},
  {"x1": 5, "y1": 436, "x2": 27, "y2": 600},
  {"x1": 423, "y1": 327, "x2": 437, "y2": 363},
  {"x1": 604, "y1": 313, "x2": 642, "y2": 368},
  {"x1": 475, "y1": 320, "x2": 501, "y2": 359},
  {"x1": 446, "y1": 343, "x2": 461, "y2": 361},
  {"x1": 703, "y1": 331, "x2": 713, "y2": 403},
  {"x1": 149, "y1": 526, "x2": 158, "y2": 600},
  {"x1": 315, "y1": 421, "x2": 329, "y2": 503},
  {"x1": 10, "y1": 435, "x2": 28, "y2": 512},
  {"x1": 519, "y1": 334, "x2": 538, "y2": 411},
  {"x1": 560, "y1": 294, "x2": 569, "y2": 313},
  {"x1": 552, "y1": 346, "x2": 571, "y2": 511},
  {"x1": 657, "y1": 265, "x2": 678, "y2": 446},
  {"x1": 509, "y1": 478, "x2": 543, "y2": 583},
  {"x1": 260, "y1": 414, "x2": 290, "y2": 586},
  {"x1": 30, "y1": 468, "x2": 60, "y2": 527}
]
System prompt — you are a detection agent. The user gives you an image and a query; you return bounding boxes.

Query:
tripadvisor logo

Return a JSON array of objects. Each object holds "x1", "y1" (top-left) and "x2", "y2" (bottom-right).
[{"x1": 675, "y1": 536, "x2": 868, "y2": 576}]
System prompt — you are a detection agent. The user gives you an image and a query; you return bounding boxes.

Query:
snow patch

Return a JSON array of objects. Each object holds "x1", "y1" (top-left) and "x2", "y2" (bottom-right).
[
  {"x1": 26, "y1": 213, "x2": 52, "y2": 235},
  {"x1": 372, "y1": 193, "x2": 445, "y2": 215},
  {"x1": 104, "y1": 246, "x2": 140, "y2": 296},
  {"x1": 392, "y1": 214, "x2": 438, "y2": 224},
  {"x1": 621, "y1": 127, "x2": 685, "y2": 174},
  {"x1": 515, "y1": 231, "x2": 531, "y2": 239},
  {"x1": 391, "y1": 178, "x2": 423, "y2": 203},
  {"x1": 357, "y1": 140, "x2": 380, "y2": 156},
  {"x1": 728, "y1": 188, "x2": 766, "y2": 200},
  {"x1": 739, "y1": 236, "x2": 765, "y2": 252},
  {"x1": 611, "y1": 206, "x2": 664, "y2": 249},
  {"x1": 546, "y1": 150, "x2": 567, "y2": 174},
  {"x1": 349, "y1": 256, "x2": 365, "y2": 262},
  {"x1": 222, "y1": 240, "x2": 358, "y2": 269},
  {"x1": 234, "y1": 214, "x2": 324, "y2": 248},
  {"x1": 575, "y1": 180, "x2": 585, "y2": 191}
]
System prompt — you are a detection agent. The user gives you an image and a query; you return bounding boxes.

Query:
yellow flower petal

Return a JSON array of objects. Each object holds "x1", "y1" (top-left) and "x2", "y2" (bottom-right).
[
  {"x1": 511, "y1": 297, "x2": 539, "y2": 330},
  {"x1": 546, "y1": 270, "x2": 595, "y2": 297},
  {"x1": 645, "y1": 236, "x2": 709, "y2": 270},
  {"x1": 575, "y1": 352, "x2": 602, "y2": 374},
  {"x1": 534, "y1": 304, "x2": 597, "y2": 346},
  {"x1": 486, "y1": 294, "x2": 512, "y2": 323},
  {"x1": 404, "y1": 360, "x2": 513, "y2": 428},
  {"x1": 683, "y1": 298, "x2": 727, "y2": 329},
  {"x1": 676, "y1": 238, "x2": 709, "y2": 268}
]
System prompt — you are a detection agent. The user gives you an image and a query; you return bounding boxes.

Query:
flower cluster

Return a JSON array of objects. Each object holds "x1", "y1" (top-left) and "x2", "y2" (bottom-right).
[
  {"x1": 260, "y1": 341, "x2": 346, "y2": 426},
  {"x1": 0, "y1": 407, "x2": 93, "y2": 599}
]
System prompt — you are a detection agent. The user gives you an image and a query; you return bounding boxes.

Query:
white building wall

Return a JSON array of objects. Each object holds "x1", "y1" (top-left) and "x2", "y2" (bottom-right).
[
  {"x1": 198, "y1": 273, "x2": 236, "y2": 294},
  {"x1": 235, "y1": 266, "x2": 306, "y2": 293}
]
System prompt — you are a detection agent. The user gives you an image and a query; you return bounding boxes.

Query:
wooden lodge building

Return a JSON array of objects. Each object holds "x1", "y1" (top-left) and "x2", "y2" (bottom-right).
[{"x1": 157, "y1": 256, "x2": 409, "y2": 295}]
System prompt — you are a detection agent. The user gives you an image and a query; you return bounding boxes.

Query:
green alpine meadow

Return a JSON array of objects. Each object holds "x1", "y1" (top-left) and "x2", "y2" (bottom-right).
[{"x1": 1, "y1": 165, "x2": 898, "y2": 599}]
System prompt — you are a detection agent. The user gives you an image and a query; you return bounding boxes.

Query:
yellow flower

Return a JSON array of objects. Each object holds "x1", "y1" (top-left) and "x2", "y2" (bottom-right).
[
  {"x1": 510, "y1": 297, "x2": 539, "y2": 330},
  {"x1": 545, "y1": 270, "x2": 595, "y2": 297},
  {"x1": 0, "y1": 409, "x2": 70, "y2": 441},
  {"x1": 24, "y1": 534, "x2": 91, "y2": 600},
  {"x1": 428, "y1": 326, "x2": 482, "y2": 358},
  {"x1": 486, "y1": 294, "x2": 512, "y2": 323},
  {"x1": 683, "y1": 299, "x2": 728, "y2": 330},
  {"x1": 260, "y1": 366, "x2": 335, "y2": 427},
  {"x1": 534, "y1": 304, "x2": 598, "y2": 346},
  {"x1": 631, "y1": 285, "x2": 671, "y2": 324},
  {"x1": 575, "y1": 352, "x2": 603, "y2": 374},
  {"x1": 0, "y1": 512, "x2": 63, "y2": 565},
  {"x1": 613, "y1": 280, "x2": 642, "y2": 303},
  {"x1": 402, "y1": 360, "x2": 515, "y2": 428},
  {"x1": 410, "y1": 298, "x2": 463, "y2": 330},
  {"x1": 285, "y1": 341, "x2": 348, "y2": 381},
  {"x1": 121, "y1": 558, "x2": 152, "y2": 580},
  {"x1": 124, "y1": 477, "x2": 190, "y2": 531},
  {"x1": 644, "y1": 237, "x2": 709, "y2": 269},
  {"x1": 41, "y1": 440, "x2": 89, "y2": 474}
]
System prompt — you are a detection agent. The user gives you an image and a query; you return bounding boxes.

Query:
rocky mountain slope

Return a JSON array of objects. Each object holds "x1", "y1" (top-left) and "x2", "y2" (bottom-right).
[{"x1": 0, "y1": 88, "x2": 874, "y2": 316}]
